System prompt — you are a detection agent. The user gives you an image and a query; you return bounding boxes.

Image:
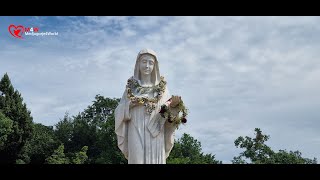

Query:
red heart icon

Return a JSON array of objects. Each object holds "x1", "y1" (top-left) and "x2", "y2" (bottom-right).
[{"x1": 8, "y1": 24, "x2": 25, "y2": 39}]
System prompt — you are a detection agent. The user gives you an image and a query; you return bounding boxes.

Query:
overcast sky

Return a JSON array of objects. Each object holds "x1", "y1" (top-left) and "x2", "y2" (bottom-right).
[{"x1": 1, "y1": 16, "x2": 320, "y2": 163}]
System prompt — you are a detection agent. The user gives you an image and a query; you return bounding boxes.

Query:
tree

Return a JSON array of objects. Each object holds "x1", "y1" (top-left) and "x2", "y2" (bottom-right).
[
  {"x1": 0, "y1": 112, "x2": 13, "y2": 150},
  {"x1": 20, "y1": 123, "x2": 60, "y2": 164},
  {"x1": 167, "y1": 133, "x2": 221, "y2": 164},
  {"x1": 272, "y1": 150, "x2": 317, "y2": 164},
  {"x1": 0, "y1": 73, "x2": 33, "y2": 163},
  {"x1": 46, "y1": 144, "x2": 88, "y2": 164},
  {"x1": 54, "y1": 95, "x2": 126, "y2": 164},
  {"x1": 46, "y1": 144, "x2": 69, "y2": 164},
  {"x1": 70, "y1": 146, "x2": 88, "y2": 164},
  {"x1": 91, "y1": 95, "x2": 126, "y2": 164},
  {"x1": 233, "y1": 128, "x2": 317, "y2": 164},
  {"x1": 54, "y1": 113, "x2": 74, "y2": 152}
]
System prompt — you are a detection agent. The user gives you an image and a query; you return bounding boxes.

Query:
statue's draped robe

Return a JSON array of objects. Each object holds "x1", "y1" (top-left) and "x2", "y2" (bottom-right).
[{"x1": 115, "y1": 85, "x2": 176, "y2": 164}]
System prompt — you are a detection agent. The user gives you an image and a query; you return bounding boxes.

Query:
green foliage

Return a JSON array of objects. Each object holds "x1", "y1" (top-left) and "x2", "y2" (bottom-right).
[
  {"x1": 15, "y1": 159, "x2": 26, "y2": 164},
  {"x1": 0, "y1": 73, "x2": 33, "y2": 163},
  {"x1": 46, "y1": 144, "x2": 89, "y2": 164},
  {"x1": 46, "y1": 144, "x2": 69, "y2": 164},
  {"x1": 70, "y1": 146, "x2": 88, "y2": 164},
  {"x1": 55, "y1": 113, "x2": 73, "y2": 148},
  {"x1": 54, "y1": 95, "x2": 126, "y2": 164},
  {"x1": 167, "y1": 133, "x2": 221, "y2": 164},
  {"x1": 233, "y1": 128, "x2": 317, "y2": 164},
  {"x1": 233, "y1": 128, "x2": 274, "y2": 164},
  {"x1": 167, "y1": 157, "x2": 190, "y2": 164},
  {"x1": 272, "y1": 150, "x2": 317, "y2": 164},
  {"x1": 0, "y1": 112, "x2": 13, "y2": 150},
  {"x1": 19, "y1": 123, "x2": 60, "y2": 164}
]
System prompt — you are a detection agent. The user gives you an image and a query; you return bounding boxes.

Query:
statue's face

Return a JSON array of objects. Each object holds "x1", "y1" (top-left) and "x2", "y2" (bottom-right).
[{"x1": 139, "y1": 54, "x2": 155, "y2": 76}]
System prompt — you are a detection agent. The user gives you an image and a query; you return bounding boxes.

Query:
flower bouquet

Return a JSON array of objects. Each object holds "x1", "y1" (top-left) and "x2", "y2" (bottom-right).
[{"x1": 159, "y1": 95, "x2": 188, "y2": 128}]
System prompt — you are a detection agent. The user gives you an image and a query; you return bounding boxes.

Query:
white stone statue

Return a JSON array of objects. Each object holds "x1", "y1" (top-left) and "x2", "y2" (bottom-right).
[{"x1": 115, "y1": 49, "x2": 184, "y2": 164}]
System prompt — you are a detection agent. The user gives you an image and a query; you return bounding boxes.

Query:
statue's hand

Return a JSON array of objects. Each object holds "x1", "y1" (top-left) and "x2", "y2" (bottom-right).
[{"x1": 170, "y1": 95, "x2": 181, "y2": 108}]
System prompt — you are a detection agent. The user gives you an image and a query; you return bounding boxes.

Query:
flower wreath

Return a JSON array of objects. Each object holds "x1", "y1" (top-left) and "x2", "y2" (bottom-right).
[
  {"x1": 159, "y1": 97, "x2": 188, "y2": 128},
  {"x1": 126, "y1": 76, "x2": 167, "y2": 114}
]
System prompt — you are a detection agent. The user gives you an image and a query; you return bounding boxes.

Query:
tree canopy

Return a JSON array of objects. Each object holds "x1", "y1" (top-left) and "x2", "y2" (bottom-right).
[
  {"x1": 0, "y1": 73, "x2": 33, "y2": 163},
  {"x1": 232, "y1": 128, "x2": 317, "y2": 164}
]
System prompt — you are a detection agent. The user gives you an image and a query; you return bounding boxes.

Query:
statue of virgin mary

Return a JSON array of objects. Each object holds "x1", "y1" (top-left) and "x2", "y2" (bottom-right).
[{"x1": 115, "y1": 49, "x2": 181, "y2": 164}]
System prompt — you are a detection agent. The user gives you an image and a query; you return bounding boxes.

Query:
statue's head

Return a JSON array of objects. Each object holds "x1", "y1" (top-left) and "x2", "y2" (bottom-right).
[{"x1": 134, "y1": 49, "x2": 160, "y2": 85}]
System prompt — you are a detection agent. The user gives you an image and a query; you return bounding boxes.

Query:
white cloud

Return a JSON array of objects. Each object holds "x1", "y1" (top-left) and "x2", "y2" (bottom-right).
[{"x1": 1, "y1": 16, "x2": 320, "y2": 163}]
